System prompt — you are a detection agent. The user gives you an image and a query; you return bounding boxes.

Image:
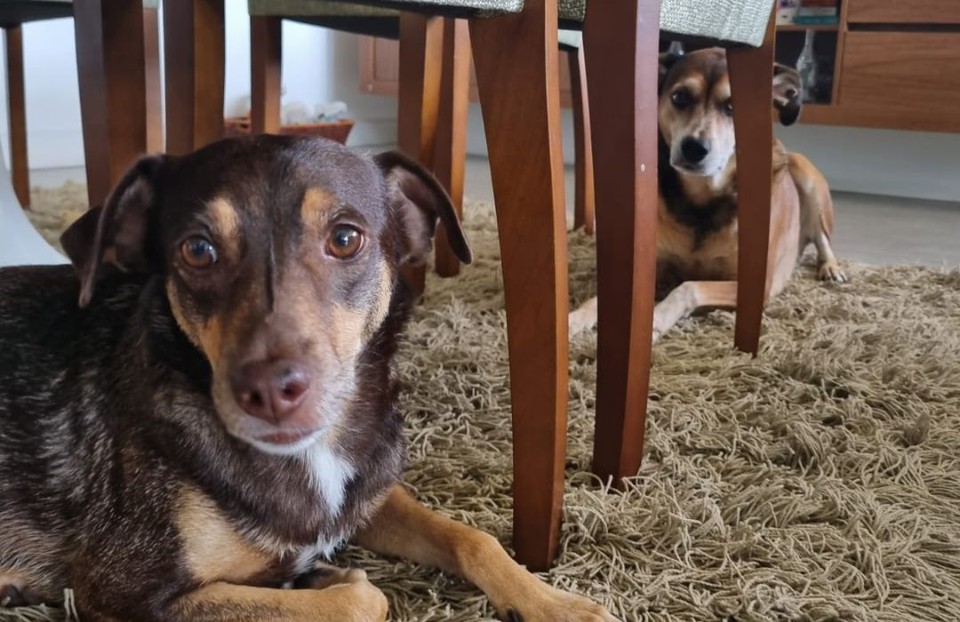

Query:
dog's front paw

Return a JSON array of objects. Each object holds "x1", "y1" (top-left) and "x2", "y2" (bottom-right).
[
  {"x1": 499, "y1": 587, "x2": 618, "y2": 622},
  {"x1": 0, "y1": 577, "x2": 42, "y2": 608},
  {"x1": 818, "y1": 261, "x2": 847, "y2": 283}
]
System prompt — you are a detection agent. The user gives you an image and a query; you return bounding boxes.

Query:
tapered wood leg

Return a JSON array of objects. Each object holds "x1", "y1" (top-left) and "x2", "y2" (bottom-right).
[
  {"x1": 433, "y1": 19, "x2": 470, "y2": 278},
  {"x1": 471, "y1": 0, "x2": 567, "y2": 571},
  {"x1": 568, "y1": 46, "x2": 594, "y2": 235},
  {"x1": 74, "y1": 0, "x2": 148, "y2": 207},
  {"x1": 250, "y1": 16, "x2": 282, "y2": 134},
  {"x1": 4, "y1": 27, "x2": 29, "y2": 207},
  {"x1": 143, "y1": 7, "x2": 164, "y2": 153},
  {"x1": 583, "y1": 0, "x2": 659, "y2": 484},
  {"x1": 397, "y1": 13, "x2": 443, "y2": 295},
  {"x1": 728, "y1": 10, "x2": 776, "y2": 355},
  {"x1": 163, "y1": 0, "x2": 225, "y2": 155}
]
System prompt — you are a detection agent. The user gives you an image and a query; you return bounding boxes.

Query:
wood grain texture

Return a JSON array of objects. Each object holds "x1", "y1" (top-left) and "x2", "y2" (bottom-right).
[
  {"x1": 568, "y1": 46, "x2": 594, "y2": 235},
  {"x1": 5, "y1": 27, "x2": 29, "y2": 208},
  {"x1": 163, "y1": 0, "x2": 225, "y2": 155},
  {"x1": 74, "y1": 0, "x2": 148, "y2": 207},
  {"x1": 397, "y1": 14, "x2": 444, "y2": 296},
  {"x1": 433, "y1": 19, "x2": 470, "y2": 278},
  {"x1": 250, "y1": 16, "x2": 282, "y2": 135},
  {"x1": 470, "y1": 0, "x2": 568, "y2": 571},
  {"x1": 583, "y1": 0, "x2": 659, "y2": 486},
  {"x1": 838, "y1": 32, "x2": 960, "y2": 132},
  {"x1": 728, "y1": 7, "x2": 777, "y2": 355},
  {"x1": 143, "y1": 7, "x2": 164, "y2": 153},
  {"x1": 847, "y1": 0, "x2": 960, "y2": 24}
]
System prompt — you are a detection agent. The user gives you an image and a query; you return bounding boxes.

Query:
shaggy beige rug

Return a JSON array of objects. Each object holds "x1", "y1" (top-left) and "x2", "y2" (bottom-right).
[{"x1": 7, "y1": 184, "x2": 960, "y2": 621}]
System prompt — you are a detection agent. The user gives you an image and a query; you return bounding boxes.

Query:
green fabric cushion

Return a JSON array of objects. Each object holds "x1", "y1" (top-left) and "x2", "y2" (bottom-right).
[
  {"x1": 661, "y1": 0, "x2": 773, "y2": 47},
  {"x1": 249, "y1": 0, "x2": 774, "y2": 47}
]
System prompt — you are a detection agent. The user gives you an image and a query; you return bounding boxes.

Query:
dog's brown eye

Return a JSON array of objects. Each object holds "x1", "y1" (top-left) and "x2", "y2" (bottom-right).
[
  {"x1": 723, "y1": 100, "x2": 734, "y2": 116},
  {"x1": 671, "y1": 90, "x2": 693, "y2": 109},
  {"x1": 327, "y1": 225, "x2": 363, "y2": 259},
  {"x1": 181, "y1": 237, "x2": 218, "y2": 268}
]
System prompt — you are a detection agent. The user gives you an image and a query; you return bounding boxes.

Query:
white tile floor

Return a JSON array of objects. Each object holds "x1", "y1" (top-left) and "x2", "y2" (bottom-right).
[{"x1": 32, "y1": 157, "x2": 960, "y2": 267}]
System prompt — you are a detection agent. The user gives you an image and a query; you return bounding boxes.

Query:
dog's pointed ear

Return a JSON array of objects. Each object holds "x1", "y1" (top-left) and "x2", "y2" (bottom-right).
[
  {"x1": 773, "y1": 63, "x2": 803, "y2": 126},
  {"x1": 60, "y1": 154, "x2": 169, "y2": 307},
  {"x1": 374, "y1": 151, "x2": 472, "y2": 267},
  {"x1": 659, "y1": 50, "x2": 684, "y2": 92}
]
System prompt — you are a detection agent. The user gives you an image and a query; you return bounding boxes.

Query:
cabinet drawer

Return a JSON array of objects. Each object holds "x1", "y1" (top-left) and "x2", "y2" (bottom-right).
[
  {"x1": 840, "y1": 32, "x2": 960, "y2": 129},
  {"x1": 847, "y1": 0, "x2": 960, "y2": 24}
]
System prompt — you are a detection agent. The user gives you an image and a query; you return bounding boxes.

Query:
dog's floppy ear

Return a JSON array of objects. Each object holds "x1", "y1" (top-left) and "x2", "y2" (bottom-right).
[
  {"x1": 374, "y1": 151, "x2": 472, "y2": 267},
  {"x1": 773, "y1": 63, "x2": 803, "y2": 126},
  {"x1": 60, "y1": 154, "x2": 168, "y2": 307}
]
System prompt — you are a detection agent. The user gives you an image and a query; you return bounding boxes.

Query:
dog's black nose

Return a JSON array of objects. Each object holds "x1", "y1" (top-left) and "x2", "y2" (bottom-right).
[
  {"x1": 680, "y1": 137, "x2": 710, "y2": 164},
  {"x1": 230, "y1": 360, "x2": 312, "y2": 423}
]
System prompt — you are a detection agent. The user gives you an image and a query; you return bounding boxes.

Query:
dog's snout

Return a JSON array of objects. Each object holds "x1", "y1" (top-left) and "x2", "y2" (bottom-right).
[
  {"x1": 230, "y1": 360, "x2": 312, "y2": 424},
  {"x1": 680, "y1": 137, "x2": 711, "y2": 164}
]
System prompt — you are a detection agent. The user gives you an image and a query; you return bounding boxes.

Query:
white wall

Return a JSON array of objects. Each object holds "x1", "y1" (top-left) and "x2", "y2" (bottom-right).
[
  {"x1": 0, "y1": 11, "x2": 956, "y2": 203},
  {"x1": 0, "y1": 5, "x2": 397, "y2": 173}
]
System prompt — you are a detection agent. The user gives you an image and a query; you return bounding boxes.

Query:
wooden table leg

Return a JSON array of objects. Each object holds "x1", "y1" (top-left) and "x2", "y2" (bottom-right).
[
  {"x1": 4, "y1": 26, "x2": 29, "y2": 208},
  {"x1": 396, "y1": 13, "x2": 443, "y2": 295},
  {"x1": 583, "y1": 0, "x2": 659, "y2": 485},
  {"x1": 568, "y1": 46, "x2": 595, "y2": 235},
  {"x1": 143, "y1": 6, "x2": 164, "y2": 153},
  {"x1": 471, "y1": 0, "x2": 567, "y2": 571},
  {"x1": 251, "y1": 16, "x2": 282, "y2": 135},
  {"x1": 74, "y1": 0, "x2": 148, "y2": 207},
  {"x1": 728, "y1": 10, "x2": 776, "y2": 355},
  {"x1": 163, "y1": 0, "x2": 225, "y2": 155},
  {"x1": 433, "y1": 19, "x2": 470, "y2": 278}
]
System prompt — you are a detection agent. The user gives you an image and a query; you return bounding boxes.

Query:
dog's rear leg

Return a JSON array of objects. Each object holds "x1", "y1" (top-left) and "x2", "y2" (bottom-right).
[
  {"x1": 652, "y1": 281, "x2": 738, "y2": 342},
  {"x1": 355, "y1": 485, "x2": 618, "y2": 622},
  {"x1": 790, "y1": 153, "x2": 846, "y2": 283}
]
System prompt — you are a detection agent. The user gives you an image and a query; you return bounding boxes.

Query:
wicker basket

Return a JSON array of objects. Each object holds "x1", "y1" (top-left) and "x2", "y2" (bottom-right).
[{"x1": 224, "y1": 117, "x2": 354, "y2": 144}]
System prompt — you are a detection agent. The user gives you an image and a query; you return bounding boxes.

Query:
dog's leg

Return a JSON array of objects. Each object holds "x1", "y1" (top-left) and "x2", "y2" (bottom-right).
[
  {"x1": 568, "y1": 296, "x2": 598, "y2": 337},
  {"x1": 355, "y1": 485, "x2": 617, "y2": 622},
  {"x1": 790, "y1": 153, "x2": 846, "y2": 283},
  {"x1": 165, "y1": 577, "x2": 388, "y2": 622},
  {"x1": 652, "y1": 281, "x2": 737, "y2": 342},
  {"x1": 812, "y1": 231, "x2": 846, "y2": 283}
]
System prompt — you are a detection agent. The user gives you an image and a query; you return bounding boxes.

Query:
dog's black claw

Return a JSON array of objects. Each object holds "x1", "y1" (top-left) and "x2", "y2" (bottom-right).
[
  {"x1": 0, "y1": 583, "x2": 41, "y2": 608},
  {"x1": 505, "y1": 608, "x2": 524, "y2": 622}
]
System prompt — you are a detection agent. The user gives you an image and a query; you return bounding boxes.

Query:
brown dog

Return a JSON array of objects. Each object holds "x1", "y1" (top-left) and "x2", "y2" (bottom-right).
[
  {"x1": 0, "y1": 136, "x2": 615, "y2": 621},
  {"x1": 569, "y1": 48, "x2": 845, "y2": 340}
]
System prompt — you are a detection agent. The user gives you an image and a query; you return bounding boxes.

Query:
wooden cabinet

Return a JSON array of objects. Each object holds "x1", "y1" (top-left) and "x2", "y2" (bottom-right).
[
  {"x1": 775, "y1": 0, "x2": 960, "y2": 132},
  {"x1": 847, "y1": 0, "x2": 960, "y2": 24},
  {"x1": 838, "y1": 32, "x2": 960, "y2": 132}
]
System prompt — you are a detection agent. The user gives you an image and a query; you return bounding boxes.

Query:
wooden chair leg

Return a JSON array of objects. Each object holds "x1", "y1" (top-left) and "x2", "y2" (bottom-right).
[
  {"x1": 74, "y1": 0, "x2": 148, "y2": 207},
  {"x1": 4, "y1": 26, "x2": 29, "y2": 208},
  {"x1": 568, "y1": 46, "x2": 594, "y2": 235},
  {"x1": 583, "y1": 0, "x2": 659, "y2": 484},
  {"x1": 163, "y1": 0, "x2": 225, "y2": 155},
  {"x1": 470, "y1": 0, "x2": 567, "y2": 571},
  {"x1": 397, "y1": 13, "x2": 443, "y2": 295},
  {"x1": 251, "y1": 16, "x2": 282, "y2": 135},
  {"x1": 728, "y1": 10, "x2": 776, "y2": 355},
  {"x1": 143, "y1": 6, "x2": 164, "y2": 153},
  {"x1": 433, "y1": 18, "x2": 470, "y2": 278}
]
